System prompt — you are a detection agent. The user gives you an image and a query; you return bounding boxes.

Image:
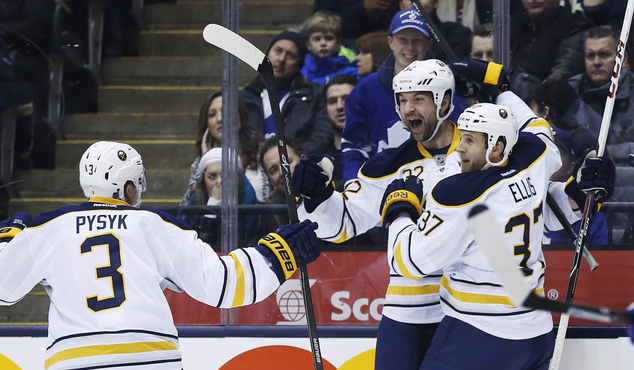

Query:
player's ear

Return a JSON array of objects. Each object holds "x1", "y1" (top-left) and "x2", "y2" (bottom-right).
[
  {"x1": 491, "y1": 140, "x2": 505, "y2": 158},
  {"x1": 124, "y1": 181, "x2": 138, "y2": 205}
]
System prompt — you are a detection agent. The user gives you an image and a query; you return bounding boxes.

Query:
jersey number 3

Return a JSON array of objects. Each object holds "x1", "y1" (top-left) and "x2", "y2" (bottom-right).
[{"x1": 81, "y1": 233, "x2": 127, "y2": 312}]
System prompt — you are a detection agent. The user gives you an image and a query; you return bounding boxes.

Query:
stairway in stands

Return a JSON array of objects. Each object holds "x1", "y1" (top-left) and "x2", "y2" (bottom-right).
[{"x1": 1, "y1": 0, "x2": 311, "y2": 324}]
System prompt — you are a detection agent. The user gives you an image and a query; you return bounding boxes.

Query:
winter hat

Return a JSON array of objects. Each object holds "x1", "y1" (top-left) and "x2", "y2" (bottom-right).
[
  {"x1": 266, "y1": 31, "x2": 309, "y2": 63},
  {"x1": 198, "y1": 148, "x2": 243, "y2": 177}
]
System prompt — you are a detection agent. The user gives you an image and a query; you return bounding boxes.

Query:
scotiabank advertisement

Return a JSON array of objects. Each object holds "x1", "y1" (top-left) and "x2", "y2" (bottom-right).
[{"x1": 165, "y1": 250, "x2": 634, "y2": 326}]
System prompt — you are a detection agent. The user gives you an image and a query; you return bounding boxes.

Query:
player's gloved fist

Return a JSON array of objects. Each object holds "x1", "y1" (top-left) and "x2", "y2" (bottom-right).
[
  {"x1": 380, "y1": 176, "x2": 423, "y2": 228},
  {"x1": 573, "y1": 149, "x2": 615, "y2": 203},
  {"x1": 449, "y1": 59, "x2": 512, "y2": 103},
  {"x1": 292, "y1": 155, "x2": 335, "y2": 213},
  {"x1": 256, "y1": 220, "x2": 320, "y2": 282},
  {"x1": 0, "y1": 212, "x2": 32, "y2": 243}
]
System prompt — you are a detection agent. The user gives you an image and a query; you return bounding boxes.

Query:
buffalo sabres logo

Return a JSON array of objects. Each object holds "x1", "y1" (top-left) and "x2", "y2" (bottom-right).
[
  {"x1": 117, "y1": 150, "x2": 127, "y2": 161},
  {"x1": 498, "y1": 109, "x2": 508, "y2": 119}
]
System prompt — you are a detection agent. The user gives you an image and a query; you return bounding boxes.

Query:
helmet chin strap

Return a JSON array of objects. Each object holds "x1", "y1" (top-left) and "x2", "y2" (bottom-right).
[
  {"x1": 423, "y1": 117, "x2": 445, "y2": 142},
  {"x1": 424, "y1": 102, "x2": 453, "y2": 142},
  {"x1": 484, "y1": 146, "x2": 508, "y2": 167}
]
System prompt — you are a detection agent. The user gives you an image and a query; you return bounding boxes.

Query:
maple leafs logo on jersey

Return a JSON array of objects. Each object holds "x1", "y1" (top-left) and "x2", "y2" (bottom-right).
[{"x1": 117, "y1": 150, "x2": 127, "y2": 161}]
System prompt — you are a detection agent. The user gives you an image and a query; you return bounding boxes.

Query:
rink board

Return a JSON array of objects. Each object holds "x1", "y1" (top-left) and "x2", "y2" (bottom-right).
[
  {"x1": 0, "y1": 328, "x2": 633, "y2": 369},
  {"x1": 165, "y1": 250, "x2": 634, "y2": 326},
  {"x1": 0, "y1": 250, "x2": 633, "y2": 369}
]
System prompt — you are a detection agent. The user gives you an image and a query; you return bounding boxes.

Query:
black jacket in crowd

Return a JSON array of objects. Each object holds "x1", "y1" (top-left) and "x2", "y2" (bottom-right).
[{"x1": 240, "y1": 73, "x2": 334, "y2": 156}]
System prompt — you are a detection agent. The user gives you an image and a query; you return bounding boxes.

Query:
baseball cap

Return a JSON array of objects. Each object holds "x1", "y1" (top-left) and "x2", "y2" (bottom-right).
[{"x1": 389, "y1": 9, "x2": 431, "y2": 38}]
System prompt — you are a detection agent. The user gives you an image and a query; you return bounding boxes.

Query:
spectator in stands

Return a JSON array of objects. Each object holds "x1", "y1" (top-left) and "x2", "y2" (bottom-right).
[
  {"x1": 543, "y1": 128, "x2": 608, "y2": 244},
  {"x1": 510, "y1": 0, "x2": 593, "y2": 100},
  {"x1": 300, "y1": 12, "x2": 358, "y2": 84},
  {"x1": 582, "y1": 0, "x2": 628, "y2": 29},
  {"x1": 311, "y1": 0, "x2": 400, "y2": 41},
  {"x1": 434, "y1": 0, "x2": 495, "y2": 31},
  {"x1": 470, "y1": 22, "x2": 493, "y2": 62},
  {"x1": 341, "y1": 9, "x2": 466, "y2": 184},
  {"x1": 241, "y1": 31, "x2": 333, "y2": 156},
  {"x1": 0, "y1": 0, "x2": 55, "y2": 169},
  {"x1": 398, "y1": 0, "x2": 472, "y2": 62},
  {"x1": 354, "y1": 30, "x2": 391, "y2": 78},
  {"x1": 183, "y1": 148, "x2": 259, "y2": 247},
  {"x1": 257, "y1": 136, "x2": 305, "y2": 234},
  {"x1": 567, "y1": 25, "x2": 634, "y2": 163},
  {"x1": 324, "y1": 74, "x2": 358, "y2": 190},
  {"x1": 182, "y1": 91, "x2": 265, "y2": 203}
]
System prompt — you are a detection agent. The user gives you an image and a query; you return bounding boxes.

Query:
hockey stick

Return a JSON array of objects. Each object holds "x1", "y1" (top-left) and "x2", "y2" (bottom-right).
[
  {"x1": 545, "y1": 194, "x2": 599, "y2": 271},
  {"x1": 467, "y1": 204, "x2": 634, "y2": 325},
  {"x1": 202, "y1": 24, "x2": 324, "y2": 370},
  {"x1": 550, "y1": 2, "x2": 634, "y2": 369}
]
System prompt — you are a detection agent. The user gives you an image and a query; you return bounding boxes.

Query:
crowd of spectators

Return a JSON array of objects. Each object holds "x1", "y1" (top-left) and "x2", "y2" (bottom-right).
[{"x1": 179, "y1": 0, "x2": 634, "y2": 245}]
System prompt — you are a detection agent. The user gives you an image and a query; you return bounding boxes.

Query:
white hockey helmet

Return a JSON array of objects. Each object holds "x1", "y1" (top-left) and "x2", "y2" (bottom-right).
[
  {"x1": 456, "y1": 103, "x2": 519, "y2": 167},
  {"x1": 79, "y1": 141, "x2": 147, "y2": 207},
  {"x1": 393, "y1": 59, "x2": 455, "y2": 140}
]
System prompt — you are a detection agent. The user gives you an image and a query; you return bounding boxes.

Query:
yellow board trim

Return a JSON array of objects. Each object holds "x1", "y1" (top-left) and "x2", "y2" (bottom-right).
[
  {"x1": 44, "y1": 341, "x2": 177, "y2": 369},
  {"x1": 386, "y1": 284, "x2": 440, "y2": 296},
  {"x1": 229, "y1": 253, "x2": 246, "y2": 307},
  {"x1": 258, "y1": 233, "x2": 297, "y2": 279},
  {"x1": 393, "y1": 241, "x2": 422, "y2": 279},
  {"x1": 483, "y1": 63, "x2": 504, "y2": 85}
]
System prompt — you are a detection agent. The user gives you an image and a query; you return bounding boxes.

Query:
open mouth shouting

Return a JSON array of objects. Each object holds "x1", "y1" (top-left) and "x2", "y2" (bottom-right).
[{"x1": 408, "y1": 118, "x2": 424, "y2": 133}]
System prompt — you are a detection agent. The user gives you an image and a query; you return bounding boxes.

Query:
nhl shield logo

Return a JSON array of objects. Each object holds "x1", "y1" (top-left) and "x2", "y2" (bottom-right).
[
  {"x1": 117, "y1": 150, "x2": 127, "y2": 161},
  {"x1": 499, "y1": 109, "x2": 508, "y2": 119},
  {"x1": 434, "y1": 154, "x2": 446, "y2": 167}
]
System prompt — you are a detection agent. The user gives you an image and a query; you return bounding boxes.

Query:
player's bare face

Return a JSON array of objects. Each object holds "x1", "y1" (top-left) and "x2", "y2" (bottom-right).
[
  {"x1": 585, "y1": 37, "x2": 617, "y2": 87},
  {"x1": 308, "y1": 32, "x2": 339, "y2": 59},
  {"x1": 268, "y1": 40, "x2": 301, "y2": 85},
  {"x1": 399, "y1": 91, "x2": 438, "y2": 142},
  {"x1": 388, "y1": 29, "x2": 431, "y2": 72},
  {"x1": 207, "y1": 96, "x2": 223, "y2": 143},
  {"x1": 263, "y1": 146, "x2": 301, "y2": 191},
  {"x1": 203, "y1": 163, "x2": 222, "y2": 200},
  {"x1": 326, "y1": 83, "x2": 354, "y2": 130},
  {"x1": 457, "y1": 130, "x2": 488, "y2": 172}
]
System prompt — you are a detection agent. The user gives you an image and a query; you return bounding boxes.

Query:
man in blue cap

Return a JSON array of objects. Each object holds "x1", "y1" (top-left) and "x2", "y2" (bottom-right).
[{"x1": 341, "y1": 9, "x2": 466, "y2": 185}]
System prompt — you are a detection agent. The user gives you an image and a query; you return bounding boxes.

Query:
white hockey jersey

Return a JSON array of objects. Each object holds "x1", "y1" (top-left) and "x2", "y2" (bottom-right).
[
  {"x1": 387, "y1": 92, "x2": 571, "y2": 339},
  {"x1": 0, "y1": 197, "x2": 281, "y2": 370},
  {"x1": 299, "y1": 122, "x2": 463, "y2": 324}
]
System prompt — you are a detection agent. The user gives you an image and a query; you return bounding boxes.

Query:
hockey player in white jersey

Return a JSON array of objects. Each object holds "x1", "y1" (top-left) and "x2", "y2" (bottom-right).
[
  {"x1": 0, "y1": 141, "x2": 321, "y2": 370},
  {"x1": 294, "y1": 59, "x2": 464, "y2": 370},
  {"x1": 380, "y1": 59, "x2": 615, "y2": 369}
]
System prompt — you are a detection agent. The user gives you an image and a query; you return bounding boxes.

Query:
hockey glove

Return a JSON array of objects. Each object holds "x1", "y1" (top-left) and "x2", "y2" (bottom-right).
[
  {"x1": 0, "y1": 212, "x2": 32, "y2": 243},
  {"x1": 255, "y1": 220, "x2": 320, "y2": 283},
  {"x1": 565, "y1": 149, "x2": 615, "y2": 211},
  {"x1": 380, "y1": 176, "x2": 423, "y2": 228},
  {"x1": 449, "y1": 59, "x2": 512, "y2": 103},
  {"x1": 292, "y1": 155, "x2": 335, "y2": 213}
]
